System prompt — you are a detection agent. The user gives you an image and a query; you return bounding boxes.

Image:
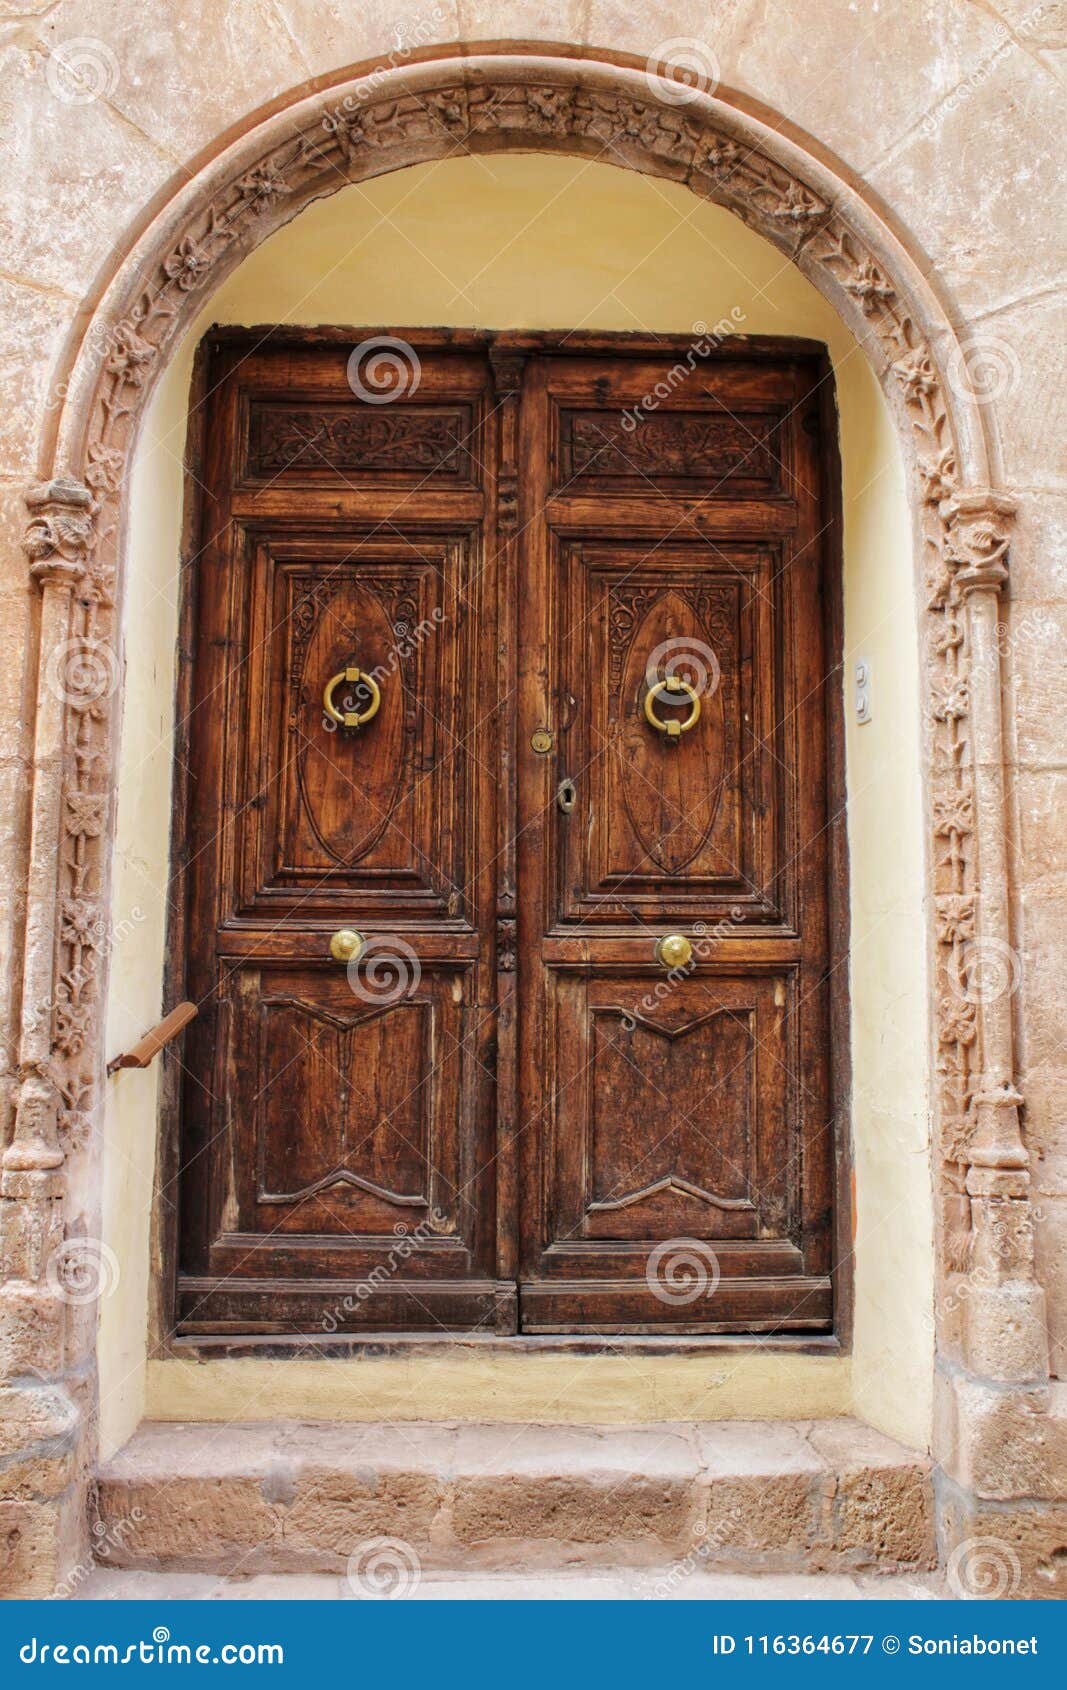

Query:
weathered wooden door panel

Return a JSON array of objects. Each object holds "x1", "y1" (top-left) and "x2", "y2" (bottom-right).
[
  {"x1": 236, "y1": 530, "x2": 478, "y2": 919},
  {"x1": 515, "y1": 348, "x2": 837, "y2": 1333},
  {"x1": 175, "y1": 331, "x2": 842, "y2": 1340},
  {"x1": 177, "y1": 338, "x2": 507, "y2": 1335},
  {"x1": 552, "y1": 540, "x2": 779, "y2": 923},
  {"x1": 551, "y1": 971, "x2": 790, "y2": 1245}
]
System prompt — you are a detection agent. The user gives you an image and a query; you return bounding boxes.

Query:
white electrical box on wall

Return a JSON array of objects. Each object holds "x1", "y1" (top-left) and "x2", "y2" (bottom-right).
[{"x1": 855, "y1": 658, "x2": 872, "y2": 724}]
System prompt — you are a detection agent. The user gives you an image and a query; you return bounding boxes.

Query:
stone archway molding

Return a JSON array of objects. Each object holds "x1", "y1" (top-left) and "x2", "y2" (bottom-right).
[{"x1": 2, "y1": 47, "x2": 1050, "y2": 1594}]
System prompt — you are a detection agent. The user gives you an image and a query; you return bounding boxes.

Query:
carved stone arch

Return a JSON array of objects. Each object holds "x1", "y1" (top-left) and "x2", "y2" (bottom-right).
[{"x1": 5, "y1": 46, "x2": 1047, "y2": 1591}]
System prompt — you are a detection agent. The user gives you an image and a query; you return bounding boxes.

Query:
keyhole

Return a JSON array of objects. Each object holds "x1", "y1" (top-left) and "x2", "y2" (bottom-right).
[{"x1": 557, "y1": 779, "x2": 577, "y2": 814}]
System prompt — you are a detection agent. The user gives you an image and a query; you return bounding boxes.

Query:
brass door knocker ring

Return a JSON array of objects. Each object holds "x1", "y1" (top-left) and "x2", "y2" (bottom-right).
[
  {"x1": 643, "y1": 675, "x2": 701, "y2": 742},
  {"x1": 323, "y1": 664, "x2": 381, "y2": 731}
]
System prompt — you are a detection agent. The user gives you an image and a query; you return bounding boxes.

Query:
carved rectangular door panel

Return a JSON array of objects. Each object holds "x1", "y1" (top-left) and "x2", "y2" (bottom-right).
[
  {"x1": 175, "y1": 331, "x2": 843, "y2": 1341},
  {"x1": 515, "y1": 346, "x2": 840, "y2": 1332},
  {"x1": 177, "y1": 338, "x2": 510, "y2": 1335}
]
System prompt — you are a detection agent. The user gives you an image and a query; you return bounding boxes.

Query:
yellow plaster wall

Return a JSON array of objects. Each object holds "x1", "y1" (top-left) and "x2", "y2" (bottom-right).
[{"x1": 99, "y1": 154, "x2": 931, "y2": 1455}]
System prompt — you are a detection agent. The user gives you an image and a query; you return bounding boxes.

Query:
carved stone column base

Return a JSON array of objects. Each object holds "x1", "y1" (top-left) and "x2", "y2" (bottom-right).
[
  {"x1": 935, "y1": 1370, "x2": 1065, "y2": 1502},
  {"x1": 0, "y1": 1488, "x2": 88, "y2": 1599},
  {"x1": 963, "y1": 1280, "x2": 1050, "y2": 1382},
  {"x1": 0, "y1": 1281, "x2": 67, "y2": 1378},
  {"x1": 0, "y1": 1378, "x2": 88, "y2": 1595},
  {"x1": 0, "y1": 1168, "x2": 65, "y2": 1283},
  {"x1": 968, "y1": 1083, "x2": 1027, "y2": 1172}
]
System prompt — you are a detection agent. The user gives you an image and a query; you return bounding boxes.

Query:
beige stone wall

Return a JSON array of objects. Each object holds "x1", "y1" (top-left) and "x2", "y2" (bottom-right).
[{"x1": 0, "y1": 0, "x2": 1062, "y2": 1520}]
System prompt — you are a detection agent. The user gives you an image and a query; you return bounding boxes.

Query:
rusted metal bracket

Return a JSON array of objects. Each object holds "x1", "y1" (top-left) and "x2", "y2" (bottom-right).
[{"x1": 106, "y1": 1002, "x2": 198, "y2": 1076}]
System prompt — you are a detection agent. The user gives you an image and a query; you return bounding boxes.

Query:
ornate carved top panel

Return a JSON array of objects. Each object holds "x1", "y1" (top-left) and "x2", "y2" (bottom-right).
[
  {"x1": 246, "y1": 401, "x2": 475, "y2": 481},
  {"x1": 559, "y1": 408, "x2": 781, "y2": 491}
]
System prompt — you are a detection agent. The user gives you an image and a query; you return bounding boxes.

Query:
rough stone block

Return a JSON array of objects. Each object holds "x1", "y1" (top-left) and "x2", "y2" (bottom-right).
[
  {"x1": 448, "y1": 1424, "x2": 698, "y2": 1554},
  {"x1": 0, "y1": 1489, "x2": 86, "y2": 1598},
  {"x1": 940, "y1": 1484, "x2": 1067, "y2": 1599},
  {"x1": 1034, "y1": 1196, "x2": 1067, "y2": 1381},
  {"x1": 963, "y1": 1280, "x2": 1051, "y2": 1381},
  {"x1": 0, "y1": 1282, "x2": 66, "y2": 1380},
  {"x1": 943, "y1": 1377, "x2": 1067, "y2": 1500},
  {"x1": 96, "y1": 1476, "x2": 280, "y2": 1571}
]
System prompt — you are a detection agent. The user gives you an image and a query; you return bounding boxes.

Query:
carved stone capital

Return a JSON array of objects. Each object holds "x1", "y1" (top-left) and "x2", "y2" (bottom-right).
[
  {"x1": 944, "y1": 490, "x2": 1016, "y2": 595},
  {"x1": 23, "y1": 479, "x2": 94, "y2": 586},
  {"x1": 3, "y1": 1071, "x2": 64, "y2": 1176},
  {"x1": 967, "y1": 1081, "x2": 1028, "y2": 1173}
]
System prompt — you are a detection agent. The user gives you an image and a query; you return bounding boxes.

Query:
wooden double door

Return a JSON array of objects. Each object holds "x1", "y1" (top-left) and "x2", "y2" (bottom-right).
[{"x1": 174, "y1": 329, "x2": 842, "y2": 1338}]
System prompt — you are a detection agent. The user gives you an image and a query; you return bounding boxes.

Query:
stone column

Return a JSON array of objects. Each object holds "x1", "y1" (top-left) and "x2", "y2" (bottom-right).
[
  {"x1": 0, "y1": 480, "x2": 94, "y2": 1595},
  {"x1": 935, "y1": 493, "x2": 1061, "y2": 1600}
]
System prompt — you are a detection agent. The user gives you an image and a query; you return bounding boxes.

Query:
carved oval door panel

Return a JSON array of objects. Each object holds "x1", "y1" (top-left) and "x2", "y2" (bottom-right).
[
  {"x1": 294, "y1": 575, "x2": 407, "y2": 867},
  {"x1": 616, "y1": 588, "x2": 725, "y2": 875}
]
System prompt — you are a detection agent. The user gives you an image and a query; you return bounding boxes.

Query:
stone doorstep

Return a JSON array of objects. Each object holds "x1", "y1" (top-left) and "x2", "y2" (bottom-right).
[
  {"x1": 93, "y1": 1418, "x2": 935, "y2": 1579},
  {"x1": 75, "y1": 1568, "x2": 949, "y2": 1601}
]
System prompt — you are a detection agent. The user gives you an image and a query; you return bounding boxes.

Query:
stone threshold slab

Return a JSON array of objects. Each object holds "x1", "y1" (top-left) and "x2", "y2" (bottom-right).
[{"x1": 95, "y1": 1417, "x2": 935, "y2": 1578}]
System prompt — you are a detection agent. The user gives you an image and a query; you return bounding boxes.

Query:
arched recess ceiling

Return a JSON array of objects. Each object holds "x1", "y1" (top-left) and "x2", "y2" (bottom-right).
[{"x1": 10, "y1": 50, "x2": 1045, "y2": 1422}]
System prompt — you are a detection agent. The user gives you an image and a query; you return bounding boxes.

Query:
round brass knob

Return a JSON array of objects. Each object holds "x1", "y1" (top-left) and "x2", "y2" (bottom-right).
[
  {"x1": 656, "y1": 933, "x2": 693, "y2": 971},
  {"x1": 329, "y1": 928, "x2": 365, "y2": 964}
]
